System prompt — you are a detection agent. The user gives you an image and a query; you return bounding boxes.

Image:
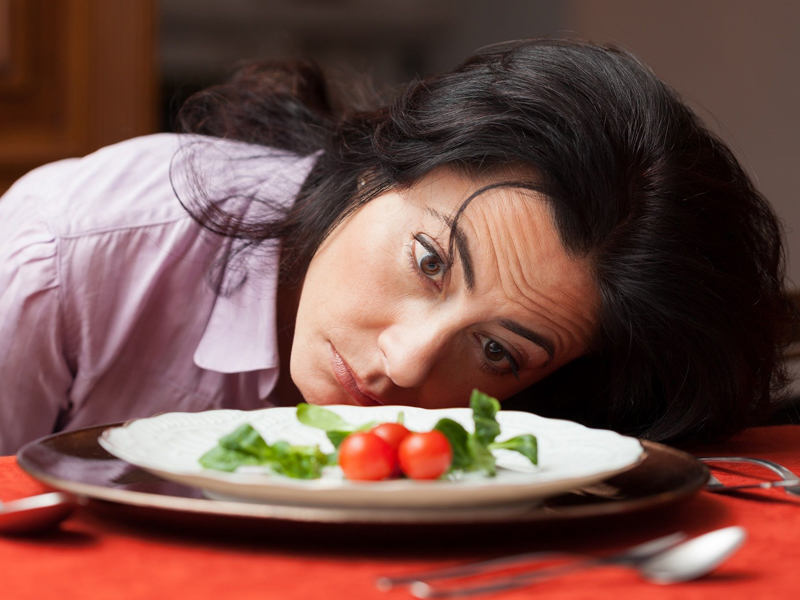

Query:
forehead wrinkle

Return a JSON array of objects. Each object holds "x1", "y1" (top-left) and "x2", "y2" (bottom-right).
[
  {"x1": 502, "y1": 235, "x2": 597, "y2": 350},
  {"x1": 461, "y1": 190, "x2": 597, "y2": 351},
  {"x1": 461, "y1": 188, "x2": 542, "y2": 292},
  {"x1": 501, "y1": 262, "x2": 597, "y2": 354}
]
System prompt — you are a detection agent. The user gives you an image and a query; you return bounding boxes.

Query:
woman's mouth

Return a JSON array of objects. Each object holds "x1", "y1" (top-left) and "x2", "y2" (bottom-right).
[{"x1": 329, "y1": 344, "x2": 385, "y2": 406}]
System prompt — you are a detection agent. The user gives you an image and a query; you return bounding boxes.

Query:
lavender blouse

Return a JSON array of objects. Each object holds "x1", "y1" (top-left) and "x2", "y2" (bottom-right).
[{"x1": 0, "y1": 134, "x2": 317, "y2": 454}]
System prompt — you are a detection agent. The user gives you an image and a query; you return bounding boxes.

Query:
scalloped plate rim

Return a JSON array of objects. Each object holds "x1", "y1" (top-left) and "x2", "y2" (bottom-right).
[{"x1": 98, "y1": 405, "x2": 645, "y2": 508}]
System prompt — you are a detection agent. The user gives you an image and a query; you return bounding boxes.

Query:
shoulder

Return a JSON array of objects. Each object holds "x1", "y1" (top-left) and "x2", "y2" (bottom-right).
[{"x1": 2, "y1": 134, "x2": 318, "y2": 239}]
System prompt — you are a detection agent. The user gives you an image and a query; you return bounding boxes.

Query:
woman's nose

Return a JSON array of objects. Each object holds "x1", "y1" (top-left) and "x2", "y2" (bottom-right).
[{"x1": 377, "y1": 315, "x2": 456, "y2": 389}]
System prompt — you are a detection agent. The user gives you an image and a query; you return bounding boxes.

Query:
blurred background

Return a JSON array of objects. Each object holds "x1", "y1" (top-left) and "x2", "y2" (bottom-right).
[
  {"x1": 3, "y1": 0, "x2": 798, "y2": 280},
  {"x1": 1, "y1": 0, "x2": 799, "y2": 406}
]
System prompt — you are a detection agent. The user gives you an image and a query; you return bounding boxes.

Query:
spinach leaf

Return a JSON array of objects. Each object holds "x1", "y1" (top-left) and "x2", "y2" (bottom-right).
[
  {"x1": 199, "y1": 423, "x2": 331, "y2": 478},
  {"x1": 433, "y1": 393, "x2": 500, "y2": 476},
  {"x1": 468, "y1": 434, "x2": 497, "y2": 476},
  {"x1": 433, "y1": 390, "x2": 537, "y2": 477},
  {"x1": 433, "y1": 418, "x2": 472, "y2": 471},
  {"x1": 218, "y1": 424, "x2": 271, "y2": 459},
  {"x1": 325, "y1": 430, "x2": 351, "y2": 449},
  {"x1": 295, "y1": 403, "x2": 375, "y2": 448},
  {"x1": 489, "y1": 434, "x2": 538, "y2": 465},
  {"x1": 199, "y1": 445, "x2": 261, "y2": 472},
  {"x1": 269, "y1": 441, "x2": 330, "y2": 479},
  {"x1": 296, "y1": 403, "x2": 352, "y2": 431},
  {"x1": 470, "y1": 389, "x2": 501, "y2": 446}
]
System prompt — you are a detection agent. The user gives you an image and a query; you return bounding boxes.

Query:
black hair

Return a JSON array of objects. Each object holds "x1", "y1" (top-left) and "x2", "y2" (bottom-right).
[{"x1": 174, "y1": 39, "x2": 791, "y2": 443}]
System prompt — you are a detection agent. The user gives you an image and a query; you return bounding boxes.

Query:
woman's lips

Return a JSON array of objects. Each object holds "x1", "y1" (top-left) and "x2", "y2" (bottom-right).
[{"x1": 329, "y1": 344, "x2": 385, "y2": 406}]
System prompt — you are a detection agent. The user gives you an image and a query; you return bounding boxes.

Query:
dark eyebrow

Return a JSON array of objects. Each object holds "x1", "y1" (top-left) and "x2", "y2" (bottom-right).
[
  {"x1": 423, "y1": 209, "x2": 553, "y2": 364},
  {"x1": 425, "y1": 208, "x2": 475, "y2": 292},
  {"x1": 498, "y1": 319, "x2": 555, "y2": 365}
]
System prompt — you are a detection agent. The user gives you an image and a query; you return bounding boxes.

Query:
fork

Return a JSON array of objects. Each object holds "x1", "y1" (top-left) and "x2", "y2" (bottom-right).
[
  {"x1": 699, "y1": 457, "x2": 800, "y2": 497},
  {"x1": 376, "y1": 532, "x2": 688, "y2": 593}
]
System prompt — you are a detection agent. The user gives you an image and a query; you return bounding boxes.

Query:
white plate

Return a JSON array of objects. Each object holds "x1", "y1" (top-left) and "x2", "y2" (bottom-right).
[{"x1": 99, "y1": 405, "x2": 644, "y2": 509}]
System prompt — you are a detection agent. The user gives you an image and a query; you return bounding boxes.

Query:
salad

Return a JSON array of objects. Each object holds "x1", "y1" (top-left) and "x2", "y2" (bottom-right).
[{"x1": 199, "y1": 389, "x2": 538, "y2": 481}]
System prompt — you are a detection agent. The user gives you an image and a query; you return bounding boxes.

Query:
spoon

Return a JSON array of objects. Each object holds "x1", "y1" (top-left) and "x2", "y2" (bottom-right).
[
  {"x1": 639, "y1": 526, "x2": 746, "y2": 583},
  {"x1": 408, "y1": 526, "x2": 747, "y2": 598},
  {"x1": 0, "y1": 492, "x2": 78, "y2": 535}
]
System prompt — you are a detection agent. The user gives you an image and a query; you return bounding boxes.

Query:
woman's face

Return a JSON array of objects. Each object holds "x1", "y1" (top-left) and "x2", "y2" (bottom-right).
[{"x1": 289, "y1": 169, "x2": 598, "y2": 409}]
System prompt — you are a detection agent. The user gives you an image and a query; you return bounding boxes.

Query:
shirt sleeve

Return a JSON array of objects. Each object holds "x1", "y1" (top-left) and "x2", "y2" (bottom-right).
[{"x1": 0, "y1": 182, "x2": 73, "y2": 455}]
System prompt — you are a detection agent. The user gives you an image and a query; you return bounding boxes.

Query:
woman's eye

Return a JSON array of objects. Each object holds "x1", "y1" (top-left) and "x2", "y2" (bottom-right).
[
  {"x1": 479, "y1": 335, "x2": 520, "y2": 379},
  {"x1": 413, "y1": 237, "x2": 446, "y2": 282},
  {"x1": 483, "y1": 339, "x2": 507, "y2": 362}
]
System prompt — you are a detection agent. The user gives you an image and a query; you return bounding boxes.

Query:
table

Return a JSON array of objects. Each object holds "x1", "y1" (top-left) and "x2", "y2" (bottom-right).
[{"x1": 1, "y1": 425, "x2": 799, "y2": 600}]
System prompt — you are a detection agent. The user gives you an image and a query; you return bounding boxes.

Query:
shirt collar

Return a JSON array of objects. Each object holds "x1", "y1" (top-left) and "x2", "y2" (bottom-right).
[
  {"x1": 188, "y1": 143, "x2": 319, "y2": 388},
  {"x1": 193, "y1": 257, "x2": 281, "y2": 375}
]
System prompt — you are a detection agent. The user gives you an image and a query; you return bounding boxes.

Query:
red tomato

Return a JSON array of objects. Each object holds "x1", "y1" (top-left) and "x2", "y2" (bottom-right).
[
  {"x1": 398, "y1": 431, "x2": 453, "y2": 480},
  {"x1": 370, "y1": 422, "x2": 411, "y2": 452},
  {"x1": 338, "y1": 432, "x2": 397, "y2": 481}
]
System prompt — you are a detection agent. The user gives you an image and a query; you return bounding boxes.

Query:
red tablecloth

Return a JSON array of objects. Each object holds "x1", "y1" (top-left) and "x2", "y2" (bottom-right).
[{"x1": 1, "y1": 425, "x2": 799, "y2": 600}]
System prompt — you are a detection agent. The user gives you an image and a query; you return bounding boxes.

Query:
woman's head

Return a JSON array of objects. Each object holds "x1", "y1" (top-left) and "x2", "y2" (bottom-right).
[
  {"x1": 290, "y1": 167, "x2": 598, "y2": 409},
  {"x1": 177, "y1": 38, "x2": 790, "y2": 442}
]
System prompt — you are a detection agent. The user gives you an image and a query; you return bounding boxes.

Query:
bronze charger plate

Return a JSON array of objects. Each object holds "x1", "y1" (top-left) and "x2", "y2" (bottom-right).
[{"x1": 17, "y1": 423, "x2": 709, "y2": 542}]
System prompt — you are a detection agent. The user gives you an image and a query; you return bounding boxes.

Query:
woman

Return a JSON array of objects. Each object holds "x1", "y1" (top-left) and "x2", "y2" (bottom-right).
[{"x1": 0, "y1": 39, "x2": 789, "y2": 454}]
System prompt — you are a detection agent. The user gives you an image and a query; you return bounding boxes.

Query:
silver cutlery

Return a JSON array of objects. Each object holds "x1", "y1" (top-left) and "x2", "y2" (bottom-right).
[
  {"x1": 0, "y1": 492, "x2": 78, "y2": 534},
  {"x1": 706, "y1": 477, "x2": 800, "y2": 493},
  {"x1": 376, "y1": 532, "x2": 688, "y2": 591},
  {"x1": 377, "y1": 527, "x2": 746, "y2": 598},
  {"x1": 699, "y1": 456, "x2": 800, "y2": 497}
]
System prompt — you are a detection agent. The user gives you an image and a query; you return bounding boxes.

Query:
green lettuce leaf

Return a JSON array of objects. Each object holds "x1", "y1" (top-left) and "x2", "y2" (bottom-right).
[
  {"x1": 467, "y1": 435, "x2": 497, "y2": 476},
  {"x1": 268, "y1": 441, "x2": 330, "y2": 479},
  {"x1": 433, "y1": 418, "x2": 472, "y2": 471},
  {"x1": 199, "y1": 445, "x2": 262, "y2": 472},
  {"x1": 296, "y1": 403, "x2": 352, "y2": 431},
  {"x1": 325, "y1": 430, "x2": 351, "y2": 449},
  {"x1": 218, "y1": 424, "x2": 271, "y2": 459},
  {"x1": 199, "y1": 423, "x2": 331, "y2": 478},
  {"x1": 433, "y1": 390, "x2": 537, "y2": 477},
  {"x1": 470, "y1": 389, "x2": 501, "y2": 446},
  {"x1": 489, "y1": 434, "x2": 538, "y2": 465},
  {"x1": 295, "y1": 403, "x2": 375, "y2": 448}
]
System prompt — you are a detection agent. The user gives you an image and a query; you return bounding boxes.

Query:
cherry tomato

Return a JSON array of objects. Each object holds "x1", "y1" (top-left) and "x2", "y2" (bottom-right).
[
  {"x1": 370, "y1": 422, "x2": 411, "y2": 452},
  {"x1": 338, "y1": 432, "x2": 397, "y2": 481},
  {"x1": 398, "y1": 431, "x2": 453, "y2": 480}
]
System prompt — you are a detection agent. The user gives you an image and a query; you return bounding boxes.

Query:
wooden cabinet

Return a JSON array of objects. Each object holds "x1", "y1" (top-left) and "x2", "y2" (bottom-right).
[{"x1": 0, "y1": 0, "x2": 157, "y2": 192}]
